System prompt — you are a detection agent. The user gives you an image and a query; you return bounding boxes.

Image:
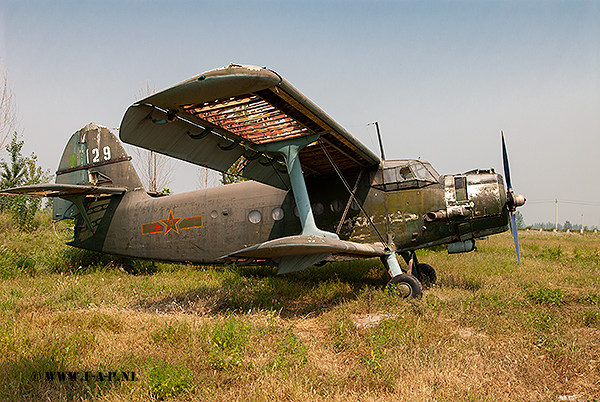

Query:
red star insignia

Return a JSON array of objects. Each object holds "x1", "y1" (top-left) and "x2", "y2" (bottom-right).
[{"x1": 161, "y1": 209, "x2": 181, "y2": 235}]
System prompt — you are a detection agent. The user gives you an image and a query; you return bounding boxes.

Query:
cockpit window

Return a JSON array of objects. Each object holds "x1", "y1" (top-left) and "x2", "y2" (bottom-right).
[
  {"x1": 383, "y1": 168, "x2": 397, "y2": 184},
  {"x1": 412, "y1": 163, "x2": 434, "y2": 181},
  {"x1": 399, "y1": 166, "x2": 414, "y2": 180},
  {"x1": 372, "y1": 160, "x2": 439, "y2": 191}
]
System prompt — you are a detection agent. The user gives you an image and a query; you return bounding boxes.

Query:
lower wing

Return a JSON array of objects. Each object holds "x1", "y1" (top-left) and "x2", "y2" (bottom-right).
[{"x1": 218, "y1": 235, "x2": 387, "y2": 274}]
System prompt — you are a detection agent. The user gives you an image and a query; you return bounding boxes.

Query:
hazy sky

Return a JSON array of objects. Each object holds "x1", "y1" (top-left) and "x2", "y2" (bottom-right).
[{"x1": 1, "y1": 0, "x2": 599, "y2": 227}]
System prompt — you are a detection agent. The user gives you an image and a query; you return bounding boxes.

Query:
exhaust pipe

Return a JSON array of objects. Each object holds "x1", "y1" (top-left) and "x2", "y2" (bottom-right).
[{"x1": 425, "y1": 210, "x2": 446, "y2": 222}]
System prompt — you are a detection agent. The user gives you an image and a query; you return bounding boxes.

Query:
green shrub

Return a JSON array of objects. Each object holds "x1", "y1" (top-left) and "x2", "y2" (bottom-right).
[
  {"x1": 147, "y1": 360, "x2": 195, "y2": 400},
  {"x1": 526, "y1": 287, "x2": 564, "y2": 306}
]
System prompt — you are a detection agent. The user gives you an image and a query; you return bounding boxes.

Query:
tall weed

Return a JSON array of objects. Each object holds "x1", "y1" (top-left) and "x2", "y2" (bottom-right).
[{"x1": 208, "y1": 317, "x2": 249, "y2": 370}]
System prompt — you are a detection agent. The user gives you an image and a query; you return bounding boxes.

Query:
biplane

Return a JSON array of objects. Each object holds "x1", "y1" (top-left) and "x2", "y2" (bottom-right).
[{"x1": 3, "y1": 64, "x2": 525, "y2": 298}]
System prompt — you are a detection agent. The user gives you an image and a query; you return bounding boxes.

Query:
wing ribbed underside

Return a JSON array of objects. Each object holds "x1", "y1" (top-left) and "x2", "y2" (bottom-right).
[{"x1": 181, "y1": 94, "x2": 311, "y2": 144}]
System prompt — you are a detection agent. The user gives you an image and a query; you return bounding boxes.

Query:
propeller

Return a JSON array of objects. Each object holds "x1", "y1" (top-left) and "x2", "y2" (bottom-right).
[{"x1": 501, "y1": 131, "x2": 526, "y2": 266}]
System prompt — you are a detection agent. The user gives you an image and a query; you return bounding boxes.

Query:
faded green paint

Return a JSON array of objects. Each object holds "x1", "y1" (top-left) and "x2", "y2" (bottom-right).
[{"x1": 41, "y1": 125, "x2": 511, "y2": 270}]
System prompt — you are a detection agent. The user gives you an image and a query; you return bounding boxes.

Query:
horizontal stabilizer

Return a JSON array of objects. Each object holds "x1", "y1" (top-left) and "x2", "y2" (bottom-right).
[
  {"x1": 1, "y1": 183, "x2": 126, "y2": 198},
  {"x1": 218, "y1": 235, "x2": 387, "y2": 274}
]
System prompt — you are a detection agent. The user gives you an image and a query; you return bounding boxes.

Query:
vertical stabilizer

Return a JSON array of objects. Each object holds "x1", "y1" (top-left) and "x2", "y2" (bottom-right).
[{"x1": 53, "y1": 123, "x2": 143, "y2": 221}]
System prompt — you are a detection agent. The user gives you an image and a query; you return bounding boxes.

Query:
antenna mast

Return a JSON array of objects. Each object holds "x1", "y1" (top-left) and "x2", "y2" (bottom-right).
[{"x1": 369, "y1": 121, "x2": 386, "y2": 160}]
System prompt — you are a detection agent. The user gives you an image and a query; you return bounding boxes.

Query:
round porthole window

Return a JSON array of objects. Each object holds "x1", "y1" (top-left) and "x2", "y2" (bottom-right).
[
  {"x1": 272, "y1": 207, "x2": 284, "y2": 221},
  {"x1": 330, "y1": 200, "x2": 344, "y2": 213},
  {"x1": 210, "y1": 210, "x2": 218, "y2": 219},
  {"x1": 312, "y1": 202, "x2": 324, "y2": 215},
  {"x1": 248, "y1": 210, "x2": 262, "y2": 224}
]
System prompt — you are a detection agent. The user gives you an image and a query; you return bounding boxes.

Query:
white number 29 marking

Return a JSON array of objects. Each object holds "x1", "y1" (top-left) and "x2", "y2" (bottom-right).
[{"x1": 91, "y1": 146, "x2": 111, "y2": 163}]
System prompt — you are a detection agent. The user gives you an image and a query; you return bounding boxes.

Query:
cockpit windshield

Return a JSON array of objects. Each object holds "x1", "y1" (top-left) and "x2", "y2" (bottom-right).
[{"x1": 372, "y1": 160, "x2": 440, "y2": 191}]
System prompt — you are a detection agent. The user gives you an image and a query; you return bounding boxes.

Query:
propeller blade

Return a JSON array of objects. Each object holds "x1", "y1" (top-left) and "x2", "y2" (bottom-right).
[
  {"x1": 502, "y1": 131, "x2": 522, "y2": 267},
  {"x1": 501, "y1": 131, "x2": 512, "y2": 191},
  {"x1": 510, "y1": 211, "x2": 521, "y2": 267}
]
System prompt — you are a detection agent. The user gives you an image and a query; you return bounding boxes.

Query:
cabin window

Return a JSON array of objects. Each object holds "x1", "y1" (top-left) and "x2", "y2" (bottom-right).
[
  {"x1": 330, "y1": 200, "x2": 344, "y2": 213},
  {"x1": 313, "y1": 202, "x2": 324, "y2": 215},
  {"x1": 455, "y1": 176, "x2": 467, "y2": 201},
  {"x1": 210, "y1": 210, "x2": 218, "y2": 219},
  {"x1": 272, "y1": 207, "x2": 284, "y2": 221},
  {"x1": 248, "y1": 210, "x2": 262, "y2": 224}
]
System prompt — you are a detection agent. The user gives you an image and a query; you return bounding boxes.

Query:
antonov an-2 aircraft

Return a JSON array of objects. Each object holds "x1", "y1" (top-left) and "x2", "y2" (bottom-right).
[{"x1": 3, "y1": 64, "x2": 525, "y2": 298}]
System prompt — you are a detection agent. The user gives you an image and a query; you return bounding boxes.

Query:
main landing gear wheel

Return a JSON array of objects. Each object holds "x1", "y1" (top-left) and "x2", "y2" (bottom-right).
[
  {"x1": 386, "y1": 274, "x2": 423, "y2": 299},
  {"x1": 415, "y1": 263, "x2": 437, "y2": 287}
]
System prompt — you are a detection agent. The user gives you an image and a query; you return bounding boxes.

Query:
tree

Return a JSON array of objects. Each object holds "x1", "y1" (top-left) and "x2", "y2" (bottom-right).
[
  {"x1": 0, "y1": 132, "x2": 27, "y2": 188},
  {"x1": 0, "y1": 132, "x2": 52, "y2": 230},
  {"x1": 131, "y1": 146, "x2": 176, "y2": 193},
  {"x1": 220, "y1": 157, "x2": 248, "y2": 185},
  {"x1": 515, "y1": 211, "x2": 525, "y2": 229},
  {"x1": 563, "y1": 220, "x2": 572, "y2": 230},
  {"x1": 197, "y1": 166, "x2": 220, "y2": 189},
  {"x1": 129, "y1": 82, "x2": 177, "y2": 193},
  {"x1": 0, "y1": 63, "x2": 18, "y2": 152}
]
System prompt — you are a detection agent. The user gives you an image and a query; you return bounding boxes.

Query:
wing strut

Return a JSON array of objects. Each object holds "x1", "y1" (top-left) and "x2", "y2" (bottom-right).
[
  {"x1": 257, "y1": 134, "x2": 337, "y2": 239},
  {"x1": 318, "y1": 138, "x2": 405, "y2": 281},
  {"x1": 318, "y1": 139, "x2": 390, "y2": 251},
  {"x1": 336, "y1": 168, "x2": 364, "y2": 235},
  {"x1": 66, "y1": 194, "x2": 96, "y2": 235}
]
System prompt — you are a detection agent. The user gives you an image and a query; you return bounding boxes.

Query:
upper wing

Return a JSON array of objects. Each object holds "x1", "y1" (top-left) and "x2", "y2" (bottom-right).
[
  {"x1": 0, "y1": 183, "x2": 126, "y2": 198},
  {"x1": 119, "y1": 64, "x2": 380, "y2": 189}
]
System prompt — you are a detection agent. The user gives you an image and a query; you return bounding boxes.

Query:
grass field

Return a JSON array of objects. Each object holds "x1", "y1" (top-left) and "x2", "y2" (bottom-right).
[{"x1": 0, "y1": 213, "x2": 599, "y2": 401}]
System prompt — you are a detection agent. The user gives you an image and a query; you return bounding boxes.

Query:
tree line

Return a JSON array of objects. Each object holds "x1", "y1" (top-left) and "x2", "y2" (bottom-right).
[
  {"x1": 514, "y1": 211, "x2": 598, "y2": 231},
  {"x1": 527, "y1": 221, "x2": 598, "y2": 231}
]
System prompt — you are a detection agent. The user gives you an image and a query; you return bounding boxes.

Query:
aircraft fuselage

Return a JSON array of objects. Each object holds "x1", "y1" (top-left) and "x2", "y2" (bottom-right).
[{"x1": 73, "y1": 162, "x2": 509, "y2": 265}]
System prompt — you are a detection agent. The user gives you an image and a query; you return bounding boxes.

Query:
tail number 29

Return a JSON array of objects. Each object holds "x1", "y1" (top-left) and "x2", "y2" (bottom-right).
[{"x1": 91, "y1": 146, "x2": 111, "y2": 163}]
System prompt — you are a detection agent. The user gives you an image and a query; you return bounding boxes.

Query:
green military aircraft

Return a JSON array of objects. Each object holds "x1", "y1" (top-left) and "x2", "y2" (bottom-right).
[{"x1": 3, "y1": 64, "x2": 525, "y2": 298}]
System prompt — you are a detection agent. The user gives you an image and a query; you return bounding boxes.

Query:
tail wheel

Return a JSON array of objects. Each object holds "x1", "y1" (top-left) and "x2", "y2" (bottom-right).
[
  {"x1": 386, "y1": 274, "x2": 423, "y2": 299},
  {"x1": 415, "y1": 263, "x2": 437, "y2": 287}
]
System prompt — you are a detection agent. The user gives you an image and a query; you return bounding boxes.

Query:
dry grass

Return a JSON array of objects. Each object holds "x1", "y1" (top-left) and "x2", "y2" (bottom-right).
[{"x1": 0, "y1": 215, "x2": 599, "y2": 401}]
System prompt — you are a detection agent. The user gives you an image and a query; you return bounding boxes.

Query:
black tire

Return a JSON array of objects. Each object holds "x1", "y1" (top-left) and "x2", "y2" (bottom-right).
[
  {"x1": 415, "y1": 263, "x2": 437, "y2": 287},
  {"x1": 386, "y1": 274, "x2": 423, "y2": 299}
]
